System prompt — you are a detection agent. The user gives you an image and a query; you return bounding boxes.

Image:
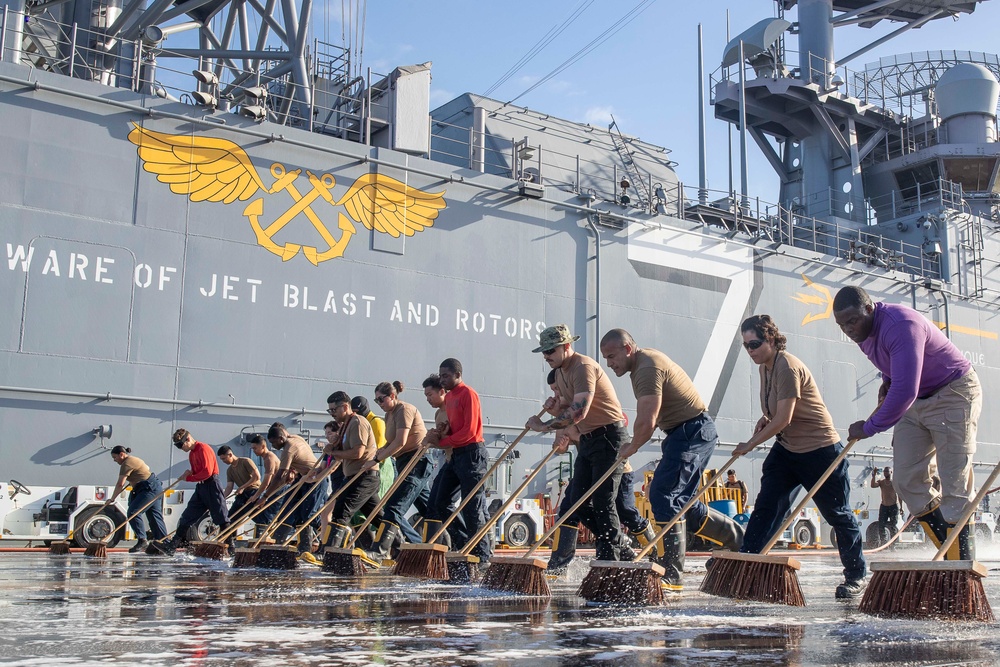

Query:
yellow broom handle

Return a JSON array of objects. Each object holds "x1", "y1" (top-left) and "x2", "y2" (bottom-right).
[
  {"x1": 107, "y1": 478, "x2": 183, "y2": 536},
  {"x1": 282, "y1": 462, "x2": 371, "y2": 546},
  {"x1": 631, "y1": 453, "x2": 742, "y2": 561},
  {"x1": 428, "y1": 408, "x2": 545, "y2": 544},
  {"x1": 758, "y1": 438, "x2": 859, "y2": 555},
  {"x1": 932, "y1": 457, "x2": 1000, "y2": 561},
  {"x1": 524, "y1": 452, "x2": 628, "y2": 558},
  {"x1": 460, "y1": 445, "x2": 561, "y2": 556},
  {"x1": 251, "y1": 457, "x2": 327, "y2": 548},
  {"x1": 347, "y1": 444, "x2": 432, "y2": 548},
  {"x1": 212, "y1": 482, "x2": 298, "y2": 542},
  {"x1": 268, "y1": 462, "x2": 341, "y2": 546}
]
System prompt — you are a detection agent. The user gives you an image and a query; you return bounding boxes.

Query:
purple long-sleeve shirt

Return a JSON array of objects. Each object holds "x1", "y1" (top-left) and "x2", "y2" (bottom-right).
[{"x1": 858, "y1": 302, "x2": 970, "y2": 436}]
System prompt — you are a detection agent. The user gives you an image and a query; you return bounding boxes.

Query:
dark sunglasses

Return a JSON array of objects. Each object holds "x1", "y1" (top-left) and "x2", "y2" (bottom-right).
[
  {"x1": 743, "y1": 339, "x2": 765, "y2": 351},
  {"x1": 374, "y1": 395, "x2": 389, "y2": 405}
]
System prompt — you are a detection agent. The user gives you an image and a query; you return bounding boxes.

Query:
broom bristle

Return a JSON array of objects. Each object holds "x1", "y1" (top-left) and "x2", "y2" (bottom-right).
[
  {"x1": 231, "y1": 548, "x2": 259, "y2": 568},
  {"x1": 393, "y1": 544, "x2": 449, "y2": 579},
  {"x1": 479, "y1": 556, "x2": 551, "y2": 597},
  {"x1": 84, "y1": 542, "x2": 108, "y2": 558},
  {"x1": 578, "y1": 561, "x2": 666, "y2": 606},
  {"x1": 48, "y1": 541, "x2": 71, "y2": 555},
  {"x1": 194, "y1": 542, "x2": 228, "y2": 561},
  {"x1": 321, "y1": 548, "x2": 367, "y2": 576},
  {"x1": 700, "y1": 552, "x2": 804, "y2": 607},
  {"x1": 445, "y1": 554, "x2": 480, "y2": 584},
  {"x1": 257, "y1": 546, "x2": 298, "y2": 570},
  {"x1": 859, "y1": 564, "x2": 994, "y2": 622}
]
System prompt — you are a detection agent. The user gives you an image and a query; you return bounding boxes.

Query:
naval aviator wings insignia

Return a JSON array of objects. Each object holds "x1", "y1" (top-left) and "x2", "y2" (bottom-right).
[{"x1": 127, "y1": 123, "x2": 447, "y2": 265}]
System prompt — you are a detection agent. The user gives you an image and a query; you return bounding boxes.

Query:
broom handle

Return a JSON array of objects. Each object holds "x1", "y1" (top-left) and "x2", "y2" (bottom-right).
[
  {"x1": 932, "y1": 457, "x2": 1000, "y2": 561},
  {"x1": 212, "y1": 483, "x2": 297, "y2": 542},
  {"x1": 459, "y1": 445, "x2": 561, "y2": 556},
  {"x1": 524, "y1": 451, "x2": 630, "y2": 558},
  {"x1": 759, "y1": 438, "x2": 859, "y2": 555},
  {"x1": 346, "y1": 444, "x2": 433, "y2": 548},
  {"x1": 250, "y1": 457, "x2": 327, "y2": 548},
  {"x1": 428, "y1": 408, "x2": 546, "y2": 544},
  {"x1": 106, "y1": 478, "x2": 183, "y2": 536},
  {"x1": 267, "y1": 461, "x2": 341, "y2": 546},
  {"x1": 631, "y1": 453, "x2": 742, "y2": 561},
  {"x1": 282, "y1": 462, "x2": 371, "y2": 547}
]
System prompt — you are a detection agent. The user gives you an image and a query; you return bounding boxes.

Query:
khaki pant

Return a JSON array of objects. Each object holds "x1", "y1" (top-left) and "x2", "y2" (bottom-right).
[{"x1": 891, "y1": 370, "x2": 981, "y2": 523}]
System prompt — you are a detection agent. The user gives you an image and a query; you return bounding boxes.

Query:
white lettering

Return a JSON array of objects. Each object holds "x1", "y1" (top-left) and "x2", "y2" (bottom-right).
[
  {"x1": 342, "y1": 293, "x2": 356, "y2": 315},
  {"x1": 159, "y1": 266, "x2": 176, "y2": 291},
  {"x1": 95, "y1": 257, "x2": 114, "y2": 284},
  {"x1": 536, "y1": 321, "x2": 546, "y2": 335},
  {"x1": 6, "y1": 244, "x2": 34, "y2": 272},
  {"x1": 456, "y1": 309, "x2": 469, "y2": 330},
  {"x1": 69, "y1": 253, "x2": 88, "y2": 280},
  {"x1": 362, "y1": 295, "x2": 375, "y2": 318},
  {"x1": 284, "y1": 284, "x2": 299, "y2": 308},
  {"x1": 246, "y1": 278, "x2": 261, "y2": 303},
  {"x1": 303, "y1": 286, "x2": 317, "y2": 311},
  {"x1": 473, "y1": 312, "x2": 486, "y2": 333},
  {"x1": 223, "y1": 275, "x2": 239, "y2": 301},
  {"x1": 200, "y1": 273, "x2": 218, "y2": 297},
  {"x1": 390, "y1": 300, "x2": 403, "y2": 322},
  {"x1": 963, "y1": 350, "x2": 986, "y2": 366},
  {"x1": 134, "y1": 264, "x2": 152, "y2": 288},
  {"x1": 323, "y1": 291, "x2": 338, "y2": 313},
  {"x1": 490, "y1": 314, "x2": 502, "y2": 335},
  {"x1": 505, "y1": 317, "x2": 517, "y2": 337},
  {"x1": 426, "y1": 304, "x2": 439, "y2": 327},
  {"x1": 42, "y1": 250, "x2": 60, "y2": 276},
  {"x1": 408, "y1": 302, "x2": 422, "y2": 325},
  {"x1": 521, "y1": 318, "x2": 532, "y2": 339}
]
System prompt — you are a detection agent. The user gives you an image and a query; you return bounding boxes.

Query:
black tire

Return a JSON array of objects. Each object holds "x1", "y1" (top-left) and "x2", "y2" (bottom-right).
[
  {"x1": 864, "y1": 522, "x2": 885, "y2": 549},
  {"x1": 793, "y1": 521, "x2": 816, "y2": 546},
  {"x1": 503, "y1": 515, "x2": 533, "y2": 548},
  {"x1": 72, "y1": 507, "x2": 121, "y2": 548},
  {"x1": 189, "y1": 514, "x2": 221, "y2": 542}
]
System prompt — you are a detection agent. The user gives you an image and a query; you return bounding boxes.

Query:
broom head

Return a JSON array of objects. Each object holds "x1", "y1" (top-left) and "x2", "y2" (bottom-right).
[
  {"x1": 321, "y1": 547, "x2": 370, "y2": 576},
  {"x1": 257, "y1": 544, "x2": 298, "y2": 570},
  {"x1": 49, "y1": 541, "x2": 72, "y2": 555},
  {"x1": 578, "y1": 560, "x2": 666, "y2": 606},
  {"x1": 699, "y1": 551, "x2": 804, "y2": 606},
  {"x1": 231, "y1": 547, "x2": 260, "y2": 568},
  {"x1": 859, "y1": 560, "x2": 994, "y2": 622},
  {"x1": 393, "y1": 543, "x2": 449, "y2": 579},
  {"x1": 192, "y1": 541, "x2": 228, "y2": 560},
  {"x1": 445, "y1": 553, "x2": 480, "y2": 584},
  {"x1": 479, "y1": 555, "x2": 551, "y2": 597},
  {"x1": 84, "y1": 541, "x2": 108, "y2": 558}
]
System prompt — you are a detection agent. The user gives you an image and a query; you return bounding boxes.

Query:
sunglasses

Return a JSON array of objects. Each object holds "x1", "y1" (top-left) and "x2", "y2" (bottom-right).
[
  {"x1": 374, "y1": 395, "x2": 389, "y2": 405},
  {"x1": 742, "y1": 339, "x2": 766, "y2": 351}
]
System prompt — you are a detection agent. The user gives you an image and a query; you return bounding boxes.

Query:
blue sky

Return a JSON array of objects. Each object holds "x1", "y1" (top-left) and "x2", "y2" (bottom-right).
[{"x1": 339, "y1": 0, "x2": 1000, "y2": 204}]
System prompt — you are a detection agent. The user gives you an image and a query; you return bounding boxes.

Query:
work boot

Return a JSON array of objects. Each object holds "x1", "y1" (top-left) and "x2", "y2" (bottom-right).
[
  {"x1": 364, "y1": 522, "x2": 401, "y2": 566},
  {"x1": 917, "y1": 507, "x2": 975, "y2": 560},
  {"x1": 421, "y1": 519, "x2": 451, "y2": 548},
  {"x1": 652, "y1": 519, "x2": 685, "y2": 592},
  {"x1": 129, "y1": 539, "x2": 149, "y2": 554},
  {"x1": 297, "y1": 525, "x2": 316, "y2": 555},
  {"x1": 835, "y1": 577, "x2": 868, "y2": 599},
  {"x1": 546, "y1": 525, "x2": 579, "y2": 575},
  {"x1": 147, "y1": 537, "x2": 177, "y2": 556},
  {"x1": 632, "y1": 522, "x2": 657, "y2": 562},
  {"x1": 693, "y1": 507, "x2": 744, "y2": 551},
  {"x1": 322, "y1": 522, "x2": 352, "y2": 550}
]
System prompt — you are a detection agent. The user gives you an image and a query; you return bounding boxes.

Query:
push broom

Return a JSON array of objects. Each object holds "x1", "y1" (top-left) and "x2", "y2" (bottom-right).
[
  {"x1": 858, "y1": 457, "x2": 1000, "y2": 622},
  {"x1": 447, "y1": 444, "x2": 561, "y2": 585},
  {"x1": 83, "y1": 479, "x2": 182, "y2": 558},
  {"x1": 191, "y1": 484, "x2": 295, "y2": 559},
  {"x1": 700, "y1": 439, "x2": 862, "y2": 606},
  {"x1": 577, "y1": 451, "x2": 742, "y2": 606},
  {"x1": 231, "y1": 458, "x2": 333, "y2": 568},
  {"x1": 393, "y1": 409, "x2": 544, "y2": 580},
  {"x1": 323, "y1": 442, "x2": 434, "y2": 575}
]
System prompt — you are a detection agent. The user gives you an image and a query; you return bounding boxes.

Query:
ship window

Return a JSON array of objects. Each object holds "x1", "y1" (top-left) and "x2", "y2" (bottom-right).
[
  {"x1": 893, "y1": 161, "x2": 940, "y2": 201},
  {"x1": 941, "y1": 158, "x2": 998, "y2": 194}
]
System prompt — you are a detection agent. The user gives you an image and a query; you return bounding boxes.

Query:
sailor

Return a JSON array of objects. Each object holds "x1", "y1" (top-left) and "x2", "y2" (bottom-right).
[
  {"x1": 218, "y1": 445, "x2": 261, "y2": 526},
  {"x1": 425, "y1": 358, "x2": 492, "y2": 567},
  {"x1": 600, "y1": 327, "x2": 743, "y2": 591},
  {"x1": 363, "y1": 380, "x2": 429, "y2": 564},
  {"x1": 322, "y1": 391, "x2": 381, "y2": 567},
  {"x1": 734, "y1": 314, "x2": 866, "y2": 599},
  {"x1": 150, "y1": 429, "x2": 230, "y2": 555},
  {"x1": 352, "y1": 396, "x2": 394, "y2": 525},
  {"x1": 247, "y1": 434, "x2": 283, "y2": 534},
  {"x1": 417, "y1": 373, "x2": 463, "y2": 544},
  {"x1": 265, "y1": 423, "x2": 328, "y2": 562},
  {"x1": 527, "y1": 325, "x2": 633, "y2": 565},
  {"x1": 106, "y1": 445, "x2": 167, "y2": 553},
  {"x1": 871, "y1": 467, "x2": 901, "y2": 539},
  {"x1": 725, "y1": 470, "x2": 749, "y2": 511},
  {"x1": 833, "y1": 285, "x2": 982, "y2": 559}
]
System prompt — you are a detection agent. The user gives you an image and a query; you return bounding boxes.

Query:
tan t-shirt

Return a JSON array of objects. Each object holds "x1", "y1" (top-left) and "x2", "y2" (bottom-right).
[
  {"x1": 278, "y1": 434, "x2": 317, "y2": 476},
  {"x1": 873, "y1": 478, "x2": 899, "y2": 506},
  {"x1": 227, "y1": 457, "x2": 260, "y2": 490},
  {"x1": 119, "y1": 456, "x2": 151, "y2": 485},
  {"x1": 762, "y1": 351, "x2": 840, "y2": 453},
  {"x1": 385, "y1": 401, "x2": 427, "y2": 455},
  {"x1": 630, "y1": 348, "x2": 706, "y2": 432},
  {"x1": 339, "y1": 415, "x2": 379, "y2": 477},
  {"x1": 554, "y1": 352, "x2": 624, "y2": 435}
]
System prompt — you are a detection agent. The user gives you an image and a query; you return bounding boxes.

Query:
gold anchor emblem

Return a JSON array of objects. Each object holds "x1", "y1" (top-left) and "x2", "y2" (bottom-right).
[
  {"x1": 127, "y1": 124, "x2": 447, "y2": 265},
  {"x1": 791, "y1": 274, "x2": 834, "y2": 325}
]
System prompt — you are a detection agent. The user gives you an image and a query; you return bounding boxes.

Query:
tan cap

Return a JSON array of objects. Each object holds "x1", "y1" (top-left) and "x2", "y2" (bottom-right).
[{"x1": 532, "y1": 324, "x2": 580, "y2": 353}]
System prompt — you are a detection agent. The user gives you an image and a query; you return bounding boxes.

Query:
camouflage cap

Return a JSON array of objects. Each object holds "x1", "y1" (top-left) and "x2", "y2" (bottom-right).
[{"x1": 532, "y1": 324, "x2": 580, "y2": 353}]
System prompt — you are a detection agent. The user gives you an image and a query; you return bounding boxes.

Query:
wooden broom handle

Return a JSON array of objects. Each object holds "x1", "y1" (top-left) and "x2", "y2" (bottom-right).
[
  {"x1": 933, "y1": 457, "x2": 1000, "y2": 561},
  {"x1": 631, "y1": 453, "x2": 742, "y2": 561},
  {"x1": 281, "y1": 462, "x2": 369, "y2": 547},
  {"x1": 460, "y1": 445, "x2": 561, "y2": 556},
  {"x1": 266, "y1": 461, "x2": 341, "y2": 545},
  {"x1": 347, "y1": 444, "x2": 433, "y2": 548},
  {"x1": 212, "y1": 482, "x2": 298, "y2": 542},
  {"x1": 758, "y1": 439, "x2": 859, "y2": 555},
  {"x1": 251, "y1": 457, "x2": 328, "y2": 548},
  {"x1": 428, "y1": 408, "x2": 546, "y2": 543},
  {"x1": 108, "y1": 478, "x2": 183, "y2": 535}
]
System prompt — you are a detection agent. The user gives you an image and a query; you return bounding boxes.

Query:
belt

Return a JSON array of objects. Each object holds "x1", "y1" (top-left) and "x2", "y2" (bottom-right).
[
  {"x1": 580, "y1": 421, "x2": 625, "y2": 441},
  {"x1": 451, "y1": 441, "x2": 483, "y2": 451},
  {"x1": 195, "y1": 474, "x2": 219, "y2": 484}
]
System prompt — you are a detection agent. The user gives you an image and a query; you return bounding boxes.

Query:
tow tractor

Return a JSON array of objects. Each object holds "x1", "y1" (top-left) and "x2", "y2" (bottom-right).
[{"x1": 483, "y1": 436, "x2": 547, "y2": 548}]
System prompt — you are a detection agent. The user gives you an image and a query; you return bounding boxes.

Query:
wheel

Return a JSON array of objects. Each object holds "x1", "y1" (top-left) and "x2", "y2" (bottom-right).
[
  {"x1": 975, "y1": 524, "x2": 992, "y2": 544},
  {"x1": 793, "y1": 521, "x2": 816, "y2": 546},
  {"x1": 830, "y1": 530, "x2": 839, "y2": 549},
  {"x1": 503, "y1": 515, "x2": 533, "y2": 548},
  {"x1": 72, "y1": 507, "x2": 121, "y2": 548},
  {"x1": 864, "y1": 522, "x2": 885, "y2": 549},
  {"x1": 8, "y1": 480, "x2": 30, "y2": 496},
  {"x1": 189, "y1": 514, "x2": 221, "y2": 542}
]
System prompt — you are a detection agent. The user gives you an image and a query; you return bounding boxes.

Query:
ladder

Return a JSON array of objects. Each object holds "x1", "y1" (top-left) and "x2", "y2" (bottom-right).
[{"x1": 608, "y1": 116, "x2": 649, "y2": 209}]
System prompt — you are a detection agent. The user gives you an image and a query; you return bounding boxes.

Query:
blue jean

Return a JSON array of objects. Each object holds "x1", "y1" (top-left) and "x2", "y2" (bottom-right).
[
  {"x1": 253, "y1": 484, "x2": 289, "y2": 527},
  {"x1": 127, "y1": 475, "x2": 167, "y2": 541},
  {"x1": 176, "y1": 475, "x2": 229, "y2": 542},
  {"x1": 227, "y1": 488, "x2": 256, "y2": 525},
  {"x1": 382, "y1": 451, "x2": 434, "y2": 539},
  {"x1": 570, "y1": 424, "x2": 626, "y2": 560},
  {"x1": 283, "y1": 478, "x2": 329, "y2": 530},
  {"x1": 558, "y1": 470, "x2": 646, "y2": 533},
  {"x1": 428, "y1": 442, "x2": 491, "y2": 560},
  {"x1": 741, "y1": 442, "x2": 866, "y2": 581},
  {"x1": 648, "y1": 413, "x2": 717, "y2": 529}
]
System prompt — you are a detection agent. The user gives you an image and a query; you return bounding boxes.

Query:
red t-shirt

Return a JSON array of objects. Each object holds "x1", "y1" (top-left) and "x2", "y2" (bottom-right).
[
  {"x1": 186, "y1": 441, "x2": 220, "y2": 482},
  {"x1": 439, "y1": 383, "x2": 484, "y2": 448}
]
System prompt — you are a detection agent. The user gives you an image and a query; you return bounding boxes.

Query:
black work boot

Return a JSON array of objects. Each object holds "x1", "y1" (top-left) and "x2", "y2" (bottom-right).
[
  {"x1": 297, "y1": 525, "x2": 316, "y2": 555},
  {"x1": 918, "y1": 507, "x2": 975, "y2": 560},
  {"x1": 129, "y1": 539, "x2": 149, "y2": 554},
  {"x1": 632, "y1": 522, "x2": 657, "y2": 562},
  {"x1": 322, "y1": 522, "x2": 352, "y2": 550},
  {"x1": 546, "y1": 525, "x2": 579, "y2": 576},
  {"x1": 693, "y1": 507, "x2": 744, "y2": 551},
  {"x1": 422, "y1": 519, "x2": 452, "y2": 548},
  {"x1": 271, "y1": 524, "x2": 294, "y2": 546},
  {"x1": 147, "y1": 536, "x2": 178, "y2": 556},
  {"x1": 364, "y1": 522, "x2": 401, "y2": 566},
  {"x1": 653, "y1": 519, "x2": 686, "y2": 592}
]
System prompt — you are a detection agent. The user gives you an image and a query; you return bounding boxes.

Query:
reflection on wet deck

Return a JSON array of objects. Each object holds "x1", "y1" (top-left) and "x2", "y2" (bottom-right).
[{"x1": 1, "y1": 550, "x2": 999, "y2": 666}]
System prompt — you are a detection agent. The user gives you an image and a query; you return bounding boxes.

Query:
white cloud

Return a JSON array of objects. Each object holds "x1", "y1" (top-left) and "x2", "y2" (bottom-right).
[{"x1": 582, "y1": 105, "x2": 616, "y2": 126}]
